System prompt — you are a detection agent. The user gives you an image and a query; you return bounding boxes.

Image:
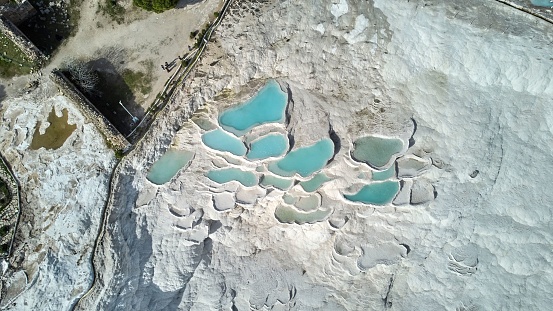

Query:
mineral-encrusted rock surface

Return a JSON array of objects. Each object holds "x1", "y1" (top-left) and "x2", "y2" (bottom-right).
[
  {"x1": 0, "y1": 83, "x2": 116, "y2": 310},
  {"x1": 76, "y1": 0, "x2": 553, "y2": 310}
]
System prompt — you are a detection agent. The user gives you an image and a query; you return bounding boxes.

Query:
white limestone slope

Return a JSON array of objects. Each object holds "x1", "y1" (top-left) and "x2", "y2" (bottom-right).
[
  {"x1": 375, "y1": 1, "x2": 553, "y2": 309},
  {"x1": 0, "y1": 83, "x2": 115, "y2": 310},
  {"x1": 82, "y1": 0, "x2": 553, "y2": 310}
]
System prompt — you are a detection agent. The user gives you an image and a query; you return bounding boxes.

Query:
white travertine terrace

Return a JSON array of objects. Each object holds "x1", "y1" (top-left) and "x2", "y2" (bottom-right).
[
  {"x1": 76, "y1": 0, "x2": 553, "y2": 309},
  {"x1": 1, "y1": 0, "x2": 553, "y2": 310}
]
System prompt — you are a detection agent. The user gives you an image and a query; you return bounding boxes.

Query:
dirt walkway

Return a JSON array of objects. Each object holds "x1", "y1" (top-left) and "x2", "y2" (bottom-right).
[{"x1": 44, "y1": 0, "x2": 222, "y2": 112}]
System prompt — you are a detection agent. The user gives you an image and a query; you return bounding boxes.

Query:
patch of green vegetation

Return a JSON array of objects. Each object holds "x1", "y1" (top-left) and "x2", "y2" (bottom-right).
[
  {"x1": 214, "y1": 88, "x2": 232, "y2": 101},
  {"x1": 0, "y1": 33, "x2": 34, "y2": 78},
  {"x1": 122, "y1": 60, "x2": 153, "y2": 95},
  {"x1": 0, "y1": 225, "x2": 10, "y2": 237},
  {"x1": 133, "y1": 0, "x2": 178, "y2": 13},
  {"x1": 0, "y1": 244, "x2": 9, "y2": 255},
  {"x1": 192, "y1": 23, "x2": 211, "y2": 48},
  {"x1": 99, "y1": 0, "x2": 126, "y2": 24},
  {"x1": 105, "y1": 139, "x2": 125, "y2": 158}
]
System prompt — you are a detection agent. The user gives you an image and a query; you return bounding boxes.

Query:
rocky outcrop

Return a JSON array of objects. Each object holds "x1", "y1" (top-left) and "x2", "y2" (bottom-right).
[{"x1": 0, "y1": 89, "x2": 116, "y2": 310}]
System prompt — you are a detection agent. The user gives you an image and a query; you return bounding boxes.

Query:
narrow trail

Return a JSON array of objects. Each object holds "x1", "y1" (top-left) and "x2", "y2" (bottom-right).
[{"x1": 494, "y1": 0, "x2": 553, "y2": 25}]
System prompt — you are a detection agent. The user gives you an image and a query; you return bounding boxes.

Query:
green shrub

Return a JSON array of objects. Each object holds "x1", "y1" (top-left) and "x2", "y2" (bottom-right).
[
  {"x1": 114, "y1": 149, "x2": 124, "y2": 159},
  {"x1": 133, "y1": 0, "x2": 178, "y2": 13},
  {"x1": 0, "y1": 225, "x2": 9, "y2": 236},
  {"x1": 99, "y1": 0, "x2": 126, "y2": 24},
  {"x1": 122, "y1": 68, "x2": 152, "y2": 95},
  {"x1": 0, "y1": 244, "x2": 9, "y2": 254}
]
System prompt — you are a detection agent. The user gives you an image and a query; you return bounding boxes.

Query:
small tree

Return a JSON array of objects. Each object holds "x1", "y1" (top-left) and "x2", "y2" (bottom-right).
[
  {"x1": 133, "y1": 0, "x2": 179, "y2": 13},
  {"x1": 63, "y1": 59, "x2": 99, "y2": 94}
]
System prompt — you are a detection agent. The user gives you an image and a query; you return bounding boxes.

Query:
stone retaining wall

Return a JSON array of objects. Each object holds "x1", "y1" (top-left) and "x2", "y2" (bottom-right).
[
  {"x1": 0, "y1": 16, "x2": 44, "y2": 63},
  {"x1": 50, "y1": 70, "x2": 131, "y2": 151},
  {"x1": 0, "y1": 155, "x2": 20, "y2": 257},
  {"x1": 2, "y1": 0, "x2": 36, "y2": 26}
]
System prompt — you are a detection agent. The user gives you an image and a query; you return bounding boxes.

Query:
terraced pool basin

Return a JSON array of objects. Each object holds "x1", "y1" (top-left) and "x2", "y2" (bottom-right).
[
  {"x1": 260, "y1": 174, "x2": 293, "y2": 190},
  {"x1": 201, "y1": 129, "x2": 246, "y2": 156},
  {"x1": 219, "y1": 80, "x2": 287, "y2": 135},
  {"x1": 531, "y1": 0, "x2": 553, "y2": 7},
  {"x1": 207, "y1": 168, "x2": 257, "y2": 187},
  {"x1": 300, "y1": 173, "x2": 331, "y2": 192},
  {"x1": 246, "y1": 133, "x2": 288, "y2": 160},
  {"x1": 372, "y1": 165, "x2": 396, "y2": 181},
  {"x1": 344, "y1": 181, "x2": 399, "y2": 205},
  {"x1": 274, "y1": 205, "x2": 331, "y2": 224},
  {"x1": 295, "y1": 194, "x2": 320, "y2": 212},
  {"x1": 269, "y1": 138, "x2": 334, "y2": 177},
  {"x1": 351, "y1": 136, "x2": 403, "y2": 169},
  {"x1": 147, "y1": 149, "x2": 194, "y2": 185}
]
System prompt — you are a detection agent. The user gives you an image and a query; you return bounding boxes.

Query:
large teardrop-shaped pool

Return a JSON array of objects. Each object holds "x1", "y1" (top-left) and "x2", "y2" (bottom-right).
[{"x1": 219, "y1": 80, "x2": 287, "y2": 136}]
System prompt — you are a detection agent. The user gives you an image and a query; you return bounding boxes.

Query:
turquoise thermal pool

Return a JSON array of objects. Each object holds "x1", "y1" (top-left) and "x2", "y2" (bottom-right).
[
  {"x1": 274, "y1": 205, "x2": 331, "y2": 224},
  {"x1": 530, "y1": 0, "x2": 553, "y2": 7},
  {"x1": 300, "y1": 173, "x2": 331, "y2": 192},
  {"x1": 246, "y1": 133, "x2": 288, "y2": 160},
  {"x1": 295, "y1": 194, "x2": 320, "y2": 212},
  {"x1": 260, "y1": 174, "x2": 293, "y2": 190},
  {"x1": 351, "y1": 136, "x2": 403, "y2": 169},
  {"x1": 343, "y1": 181, "x2": 400, "y2": 205},
  {"x1": 283, "y1": 193, "x2": 297, "y2": 205},
  {"x1": 147, "y1": 149, "x2": 194, "y2": 185},
  {"x1": 219, "y1": 80, "x2": 287, "y2": 135},
  {"x1": 201, "y1": 129, "x2": 247, "y2": 156},
  {"x1": 268, "y1": 138, "x2": 334, "y2": 177},
  {"x1": 372, "y1": 165, "x2": 396, "y2": 181},
  {"x1": 207, "y1": 168, "x2": 257, "y2": 187}
]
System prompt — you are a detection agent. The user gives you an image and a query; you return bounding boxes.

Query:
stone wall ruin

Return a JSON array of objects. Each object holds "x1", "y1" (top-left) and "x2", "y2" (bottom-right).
[
  {"x1": 0, "y1": 0, "x2": 45, "y2": 64},
  {"x1": 50, "y1": 70, "x2": 131, "y2": 151}
]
